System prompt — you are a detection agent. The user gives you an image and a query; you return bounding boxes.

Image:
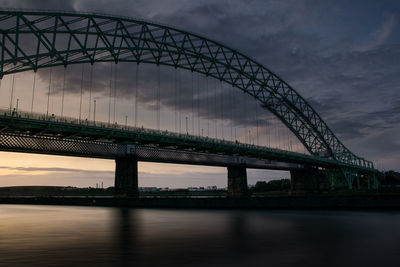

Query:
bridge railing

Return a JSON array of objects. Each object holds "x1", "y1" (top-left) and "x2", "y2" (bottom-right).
[{"x1": 0, "y1": 108, "x2": 377, "y2": 171}]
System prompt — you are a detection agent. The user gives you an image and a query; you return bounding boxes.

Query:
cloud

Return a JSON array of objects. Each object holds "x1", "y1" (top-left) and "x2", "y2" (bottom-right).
[
  {"x1": 0, "y1": 165, "x2": 113, "y2": 175},
  {"x1": 0, "y1": 0, "x2": 76, "y2": 13},
  {"x1": 365, "y1": 15, "x2": 396, "y2": 51}
]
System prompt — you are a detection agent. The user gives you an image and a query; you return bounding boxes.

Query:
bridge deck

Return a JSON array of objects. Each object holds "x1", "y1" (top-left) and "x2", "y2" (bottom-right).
[{"x1": 0, "y1": 109, "x2": 374, "y2": 172}]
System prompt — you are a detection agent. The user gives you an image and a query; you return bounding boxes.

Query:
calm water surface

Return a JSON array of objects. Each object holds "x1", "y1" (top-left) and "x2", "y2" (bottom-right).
[{"x1": 0, "y1": 205, "x2": 399, "y2": 267}]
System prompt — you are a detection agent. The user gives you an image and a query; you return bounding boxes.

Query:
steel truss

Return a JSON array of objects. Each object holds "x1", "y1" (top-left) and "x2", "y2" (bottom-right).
[
  {"x1": 0, "y1": 10, "x2": 374, "y2": 171},
  {"x1": 0, "y1": 132, "x2": 305, "y2": 170}
]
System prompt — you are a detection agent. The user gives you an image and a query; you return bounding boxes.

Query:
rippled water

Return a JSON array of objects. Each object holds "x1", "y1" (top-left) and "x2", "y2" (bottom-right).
[{"x1": 0, "y1": 205, "x2": 399, "y2": 267}]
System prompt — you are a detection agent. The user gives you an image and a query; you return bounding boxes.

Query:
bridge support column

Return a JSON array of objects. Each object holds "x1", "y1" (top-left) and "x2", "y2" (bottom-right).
[
  {"x1": 227, "y1": 166, "x2": 248, "y2": 198},
  {"x1": 290, "y1": 167, "x2": 329, "y2": 193},
  {"x1": 114, "y1": 156, "x2": 138, "y2": 197}
]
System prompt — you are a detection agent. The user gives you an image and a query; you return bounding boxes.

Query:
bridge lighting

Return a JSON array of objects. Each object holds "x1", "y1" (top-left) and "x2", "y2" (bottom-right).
[{"x1": 186, "y1": 117, "x2": 188, "y2": 134}]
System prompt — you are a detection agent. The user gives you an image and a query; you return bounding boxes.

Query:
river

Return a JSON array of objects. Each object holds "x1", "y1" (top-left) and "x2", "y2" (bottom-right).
[{"x1": 0, "y1": 205, "x2": 399, "y2": 266}]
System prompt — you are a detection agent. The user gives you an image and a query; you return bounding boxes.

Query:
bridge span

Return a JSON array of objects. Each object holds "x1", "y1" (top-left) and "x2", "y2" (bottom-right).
[
  {"x1": 0, "y1": 109, "x2": 376, "y2": 196},
  {"x1": 0, "y1": 10, "x2": 378, "y2": 195}
]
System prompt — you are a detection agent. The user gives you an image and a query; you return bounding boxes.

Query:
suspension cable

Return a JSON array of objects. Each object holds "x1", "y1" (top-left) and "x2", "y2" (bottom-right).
[
  {"x1": 79, "y1": 64, "x2": 84, "y2": 122},
  {"x1": 174, "y1": 68, "x2": 177, "y2": 132},
  {"x1": 278, "y1": 123, "x2": 282, "y2": 149},
  {"x1": 255, "y1": 98, "x2": 259, "y2": 146},
  {"x1": 275, "y1": 121, "x2": 279, "y2": 149},
  {"x1": 157, "y1": 65, "x2": 160, "y2": 130},
  {"x1": 113, "y1": 64, "x2": 117, "y2": 124},
  {"x1": 9, "y1": 75, "x2": 15, "y2": 113},
  {"x1": 88, "y1": 64, "x2": 93, "y2": 120},
  {"x1": 278, "y1": 122, "x2": 281, "y2": 149},
  {"x1": 220, "y1": 81, "x2": 224, "y2": 140},
  {"x1": 191, "y1": 71, "x2": 194, "y2": 134},
  {"x1": 178, "y1": 69, "x2": 182, "y2": 133},
  {"x1": 243, "y1": 91, "x2": 247, "y2": 143},
  {"x1": 108, "y1": 63, "x2": 112, "y2": 125},
  {"x1": 273, "y1": 120, "x2": 277, "y2": 148},
  {"x1": 230, "y1": 86, "x2": 233, "y2": 141},
  {"x1": 206, "y1": 76, "x2": 209, "y2": 137},
  {"x1": 46, "y1": 69, "x2": 52, "y2": 119},
  {"x1": 197, "y1": 72, "x2": 200, "y2": 136},
  {"x1": 51, "y1": 70, "x2": 54, "y2": 115},
  {"x1": 234, "y1": 87, "x2": 238, "y2": 141},
  {"x1": 266, "y1": 115, "x2": 270, "y2": 147},
  {"x1": 214, "y1": 79, "x2": 217, "y2": 138},
  {"x1": 135, "y1": 63, "x2": 139, "y2": 127},
  {"x1": 286, "y1": 127, "x2": 290, "y2": 151},
  {"x1": 31, "y1": 71, "x2": 37, "y2": 114},
  {"x1": 61, "y1": 68, "x2": 66, "y2": 117}
]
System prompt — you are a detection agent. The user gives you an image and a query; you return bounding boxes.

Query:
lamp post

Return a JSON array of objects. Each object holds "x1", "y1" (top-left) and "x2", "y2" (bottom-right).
[{"x1": 185, "y1": 116, "x2": 188, "y2": 134}]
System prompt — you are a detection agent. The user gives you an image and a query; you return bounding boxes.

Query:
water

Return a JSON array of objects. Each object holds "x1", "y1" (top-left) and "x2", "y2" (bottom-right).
[{"x1": 0, "y1": 205, "x2": 399, "y2": 267}]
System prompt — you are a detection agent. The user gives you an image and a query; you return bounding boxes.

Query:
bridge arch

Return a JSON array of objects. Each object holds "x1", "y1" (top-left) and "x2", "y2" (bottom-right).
[{"x1": 0, "y1": 10, "x2": 372, "y2": 169}]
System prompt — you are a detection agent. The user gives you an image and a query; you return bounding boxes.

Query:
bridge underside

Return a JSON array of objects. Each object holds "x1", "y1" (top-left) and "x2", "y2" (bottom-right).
[
  {"x1": 0, "y1": 112, "x2": 378, "y2": 195},
  {"x1": 0, "y1": 133, "x2": 304, "y2": 171},
  {"x1": 0, "y1": 132, "x2": 302, "y2": 197},
  {"x1": 0, "y1": 132, "x2": 377, "y2": 196}
]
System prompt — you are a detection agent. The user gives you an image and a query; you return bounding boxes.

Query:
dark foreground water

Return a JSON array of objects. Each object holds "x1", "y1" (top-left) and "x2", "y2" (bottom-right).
[{"x1": 1, "y1": 205, "x2": 400, "y2": 267}]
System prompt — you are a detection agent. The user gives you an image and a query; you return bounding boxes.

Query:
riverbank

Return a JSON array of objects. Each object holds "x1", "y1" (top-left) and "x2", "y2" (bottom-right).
[{"x1": 1, "y1": 195, "x2": 400, "y2": 209}]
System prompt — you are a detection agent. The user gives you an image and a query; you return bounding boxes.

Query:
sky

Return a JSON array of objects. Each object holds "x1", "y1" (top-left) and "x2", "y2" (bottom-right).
[{"x1": 0, "y1": 0, "x2": 399, "y2": 188}]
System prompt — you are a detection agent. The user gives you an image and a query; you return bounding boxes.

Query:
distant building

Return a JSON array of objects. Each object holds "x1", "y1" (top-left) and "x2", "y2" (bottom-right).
[
  {"x1": 139, "y1": 187, "x2": 159, "y2": 192},
  {"x1": 188, "y1": 187, "x2": 205, "y2": 191}
]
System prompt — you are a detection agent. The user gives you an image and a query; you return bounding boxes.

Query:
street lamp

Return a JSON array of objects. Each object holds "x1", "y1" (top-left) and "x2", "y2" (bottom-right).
[
  {"x1": 16, "y1": 98, "x2": 19, "y2": 114},
  {"x1": 185, "y1": 116, "x2": 188, "y2": 134}
]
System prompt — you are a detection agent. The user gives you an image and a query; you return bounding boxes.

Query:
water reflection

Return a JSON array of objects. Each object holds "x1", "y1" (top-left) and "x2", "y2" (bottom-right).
[
  {"x1": 114, "y1": 208, "x2": 140, "y2": 267},
  {"x1": 0, "y1": 205, "x2": 400, "y2": 266}
]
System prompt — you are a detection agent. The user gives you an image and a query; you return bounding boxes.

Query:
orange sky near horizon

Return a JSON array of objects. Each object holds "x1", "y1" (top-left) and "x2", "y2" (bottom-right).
[{"x1": 0, "y1": 151, "x2": 288, "y2": 188}]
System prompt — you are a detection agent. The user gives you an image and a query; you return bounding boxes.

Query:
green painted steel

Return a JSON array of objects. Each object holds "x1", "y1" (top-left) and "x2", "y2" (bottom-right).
[
  {"x1": 0, "y1": 112, "x2": 374, "y2": 173},
  {"x1": 0, "y1": 10, "x2": 374, "y2": 170}
]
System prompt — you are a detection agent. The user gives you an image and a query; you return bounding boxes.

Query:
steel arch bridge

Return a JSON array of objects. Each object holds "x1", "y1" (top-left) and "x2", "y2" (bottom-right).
[{"x1": 0, "y1": 10, "x2": 375, "y2": 184}]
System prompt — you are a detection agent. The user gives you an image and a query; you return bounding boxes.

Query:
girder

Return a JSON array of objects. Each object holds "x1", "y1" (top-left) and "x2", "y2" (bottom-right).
[
  {"x1": 0, "y1": 132, "x2": 304, "y2": 170},
  {"x1": 0, "y1": 112, "x2": 374, "y2": 173},
  {"x1": 0, "y1": 10, "x2": 374, "y2": 170}
]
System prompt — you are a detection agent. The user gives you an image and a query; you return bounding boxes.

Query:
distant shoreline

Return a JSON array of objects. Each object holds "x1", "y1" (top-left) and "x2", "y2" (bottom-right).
[{"x1": 1, "y1": 195, "x2": 400, "y2": 210}]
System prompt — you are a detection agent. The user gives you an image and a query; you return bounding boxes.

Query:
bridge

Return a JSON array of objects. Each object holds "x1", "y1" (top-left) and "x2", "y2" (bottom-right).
[{"x1": 0, "y1": 10, "x2": 378, "y2": 197}]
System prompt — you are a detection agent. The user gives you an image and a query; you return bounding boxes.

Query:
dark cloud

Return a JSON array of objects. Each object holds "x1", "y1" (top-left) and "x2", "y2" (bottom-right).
[{"x1": 1, "y1": 0, "x2": 75, "y2": 11}]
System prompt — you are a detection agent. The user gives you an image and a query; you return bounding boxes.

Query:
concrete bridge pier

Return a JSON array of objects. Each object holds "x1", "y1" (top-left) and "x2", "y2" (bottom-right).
[
  {"x1": 114, "y1": 156, "x2": 138, "y2": 197},
  {"x1": 227, "y1": 165, "x2": 248, "y2": 198}
]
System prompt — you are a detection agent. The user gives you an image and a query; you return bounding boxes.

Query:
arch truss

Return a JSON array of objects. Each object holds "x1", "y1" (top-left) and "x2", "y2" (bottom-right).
[{"x1": 0, "y1": 10, "x2": 374, "y2": 170}]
